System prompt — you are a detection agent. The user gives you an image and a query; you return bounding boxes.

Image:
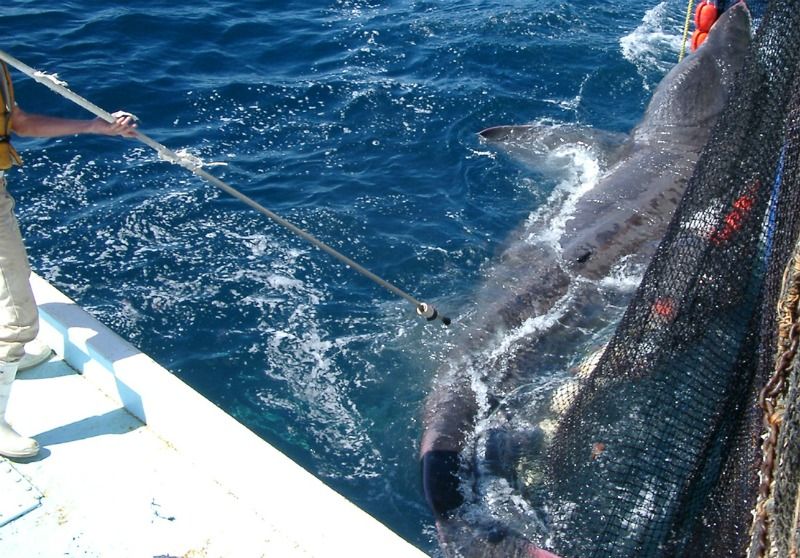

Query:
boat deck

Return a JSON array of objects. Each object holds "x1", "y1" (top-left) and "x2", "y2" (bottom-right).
[{"x1": 0, "y1": 274, "x2": 427, "y2": 558}]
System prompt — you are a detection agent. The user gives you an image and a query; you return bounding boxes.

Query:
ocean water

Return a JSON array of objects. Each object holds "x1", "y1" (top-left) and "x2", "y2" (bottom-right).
[{"x1": 6, "y1": 0, "x2": 700, "y2": 552}]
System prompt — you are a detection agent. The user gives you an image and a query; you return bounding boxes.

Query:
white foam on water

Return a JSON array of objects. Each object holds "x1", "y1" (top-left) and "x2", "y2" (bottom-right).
[
  {"x1": 523, "y1": 140, "x2": 602, "y2": 248},
  {"x1": 599, "y1": 255, "x2": 647, "y2": 292},
  {"x1": 620, "y1": 1, "x2": 684, "y2": 87}
]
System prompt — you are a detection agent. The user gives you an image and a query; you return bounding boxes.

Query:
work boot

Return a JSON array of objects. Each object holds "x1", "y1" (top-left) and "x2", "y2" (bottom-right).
[{"x1": 0, "y1": 362, "x2": 40, "y2": 458}]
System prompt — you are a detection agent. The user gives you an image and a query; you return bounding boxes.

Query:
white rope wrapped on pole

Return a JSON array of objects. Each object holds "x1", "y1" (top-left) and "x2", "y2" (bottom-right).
[{"x1": 0, "y1": 49, "x2": 450, "y2": 326}]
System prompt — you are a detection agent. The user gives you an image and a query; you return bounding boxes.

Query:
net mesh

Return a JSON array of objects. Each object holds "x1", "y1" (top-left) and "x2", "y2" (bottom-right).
[{"x1": 545, "y1": 2, "x2": 800, "y2": 556}]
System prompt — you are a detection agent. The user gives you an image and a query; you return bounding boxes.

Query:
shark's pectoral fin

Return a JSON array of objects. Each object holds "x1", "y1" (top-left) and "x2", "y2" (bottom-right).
[
  {"x1": 478, "y1": 125, "x2": 534, "y2": 142},
  {"x1": 478, "y1": 123, "x2": 630, "y2": 170}
]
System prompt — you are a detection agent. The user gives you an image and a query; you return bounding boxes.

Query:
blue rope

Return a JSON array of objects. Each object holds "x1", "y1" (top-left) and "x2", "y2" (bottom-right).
[{"x1": 763, "y1": 144, "x2": 786, "y2": 264}]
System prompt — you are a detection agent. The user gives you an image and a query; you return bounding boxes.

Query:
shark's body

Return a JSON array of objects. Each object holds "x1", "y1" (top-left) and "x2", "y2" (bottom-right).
[{"x1": 421, "y1": 5, "x2": 752, "y2": 557}]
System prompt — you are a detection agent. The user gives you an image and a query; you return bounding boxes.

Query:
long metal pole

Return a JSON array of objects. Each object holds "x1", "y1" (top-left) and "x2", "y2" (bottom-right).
[{"x1": 0, "y1": 49, "x2": 449, "y2": 325}]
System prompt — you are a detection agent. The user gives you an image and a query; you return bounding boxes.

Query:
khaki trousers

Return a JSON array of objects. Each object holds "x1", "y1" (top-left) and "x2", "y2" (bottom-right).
[{"x1": 0, "y1": 174, "x2": 38, "y2": 365}]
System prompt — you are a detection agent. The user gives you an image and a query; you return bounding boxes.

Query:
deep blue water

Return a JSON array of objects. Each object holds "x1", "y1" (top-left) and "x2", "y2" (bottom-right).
[{"x1": 5, "y1": 0, "x2": 701, "y2": 552}]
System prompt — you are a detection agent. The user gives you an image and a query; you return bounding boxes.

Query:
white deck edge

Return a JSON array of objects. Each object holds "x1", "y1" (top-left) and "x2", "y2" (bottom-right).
[{"x1": 29, "y1": 272, "x2": 427, "y2": 557}]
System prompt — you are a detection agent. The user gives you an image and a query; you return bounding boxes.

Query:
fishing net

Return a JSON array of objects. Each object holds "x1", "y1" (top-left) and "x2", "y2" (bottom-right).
[{"x1": 545, "y1": 1, "x2": 800, "y2": 556}]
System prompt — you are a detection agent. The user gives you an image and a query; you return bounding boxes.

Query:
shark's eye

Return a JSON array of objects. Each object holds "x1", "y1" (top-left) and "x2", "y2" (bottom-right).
[
  {"x1": 487, "y1": 525, "x2": 507, "y2": 544},
  {"x1": 576, "y1": 250, "x2": 592, "y2": 264}
]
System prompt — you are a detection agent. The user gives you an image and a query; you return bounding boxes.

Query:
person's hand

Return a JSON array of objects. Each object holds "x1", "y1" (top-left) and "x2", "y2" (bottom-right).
[{"x1": 93, "y1": 111, "x2": 138, "y2": 137}]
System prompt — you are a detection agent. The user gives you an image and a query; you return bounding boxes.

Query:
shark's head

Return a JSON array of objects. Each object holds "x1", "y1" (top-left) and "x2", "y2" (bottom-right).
[{"x1": 635, "y1": 2, "x2": 752, "y2": 145}]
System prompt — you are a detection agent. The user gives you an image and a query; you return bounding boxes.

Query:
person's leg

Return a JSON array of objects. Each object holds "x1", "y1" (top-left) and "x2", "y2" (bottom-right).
[
  {"x1": 0, "y1": 361, "x2": 39, "y2": 457},
  {"x1": 0, "y1": 176, "x2": 40, "y2": 458}
]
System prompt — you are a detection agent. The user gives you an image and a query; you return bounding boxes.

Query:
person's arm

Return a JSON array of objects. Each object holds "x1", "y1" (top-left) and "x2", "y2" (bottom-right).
[{"x1": 10, "y1": 106, "x2": 137, "y2": 138}]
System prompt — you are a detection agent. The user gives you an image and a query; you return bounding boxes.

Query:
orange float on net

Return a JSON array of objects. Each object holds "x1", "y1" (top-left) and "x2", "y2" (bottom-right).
[
  {"x1": 691, "y1": 30, "x2": 709, "y2": 51},
  {"x1": 695, "y1": 1, "x2": 719, "y2": 31},
  {"x1": 691, "y1": 1, "x2": 719, "y2": 51}
]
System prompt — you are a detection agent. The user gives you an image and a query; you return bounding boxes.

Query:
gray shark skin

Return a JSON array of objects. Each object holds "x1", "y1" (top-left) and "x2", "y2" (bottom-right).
[{"x1": 421, "y1": 4, "x2": 752, "y2": 557}]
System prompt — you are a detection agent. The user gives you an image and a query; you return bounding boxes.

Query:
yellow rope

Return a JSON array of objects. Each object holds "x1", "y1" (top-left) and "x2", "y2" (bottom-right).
[{"x1": 679, "y1": 0, "x2": 697, "y2": 62}]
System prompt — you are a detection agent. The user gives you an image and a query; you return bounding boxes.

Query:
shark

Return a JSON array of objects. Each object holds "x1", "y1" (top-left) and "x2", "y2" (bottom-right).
[{"x1": 420, "y1": 4, "x2": 753, "y2": 557}]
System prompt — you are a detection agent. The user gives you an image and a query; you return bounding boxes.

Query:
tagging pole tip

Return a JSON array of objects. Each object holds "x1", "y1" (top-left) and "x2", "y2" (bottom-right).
[{"x1": 417, "y1": 303, "x2": 451, "y2": 326}]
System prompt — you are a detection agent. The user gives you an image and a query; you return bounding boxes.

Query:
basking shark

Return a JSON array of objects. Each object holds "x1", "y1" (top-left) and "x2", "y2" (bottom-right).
[{"x1": 421, "y1": 4, "x2": 752, "y2": 557}]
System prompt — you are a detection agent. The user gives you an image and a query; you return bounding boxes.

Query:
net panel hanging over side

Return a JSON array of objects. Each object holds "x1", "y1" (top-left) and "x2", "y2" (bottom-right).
[
  {"x1": 544, "y1": 2, "x2": 800, "y2": 557},
  {"x1": 751, "y1": 76, "x2": 800, "y2": 558}
]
